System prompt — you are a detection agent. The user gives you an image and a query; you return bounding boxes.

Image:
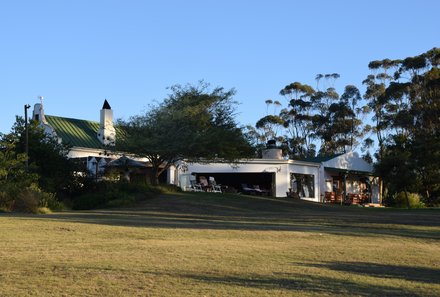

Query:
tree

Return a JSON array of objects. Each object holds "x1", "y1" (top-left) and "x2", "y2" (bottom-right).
[
  {"x1": 279, "y1": 81, "x2": 316, "y2": 158},
  {"x1": 255, "y1": 115, "x2": 285, "y2": 145},
  {"x1": 368, "y1": 48, "x2": 440, "y2": 205},
  {"x1": 375, "y1": 135, "x2": 418, "y2": 208},
  {"x1": 0, "y1": 137, "x2": 39, "y2": 209},
  {"x1": 253, "y1": 75, "x2": 368, "y2": 159},
  {"x1": 4, "y1": 117, "x2": 77, "y2": 196},
  {"x1": 117, "y1": 82, "x2": 254, "y2": 184},
  {"x1": 0, "y1": 139, "x2": 36, "y2": 187}
]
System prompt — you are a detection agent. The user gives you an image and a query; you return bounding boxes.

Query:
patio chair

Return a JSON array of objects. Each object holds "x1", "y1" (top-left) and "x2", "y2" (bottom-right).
[
  {"x1": 209, "y1": 176, "x2": 222, "y2": 193},
  {"x1": 189, "y1": 179, "x2": 203, "y2": 192},
  {"x1": 324, "y1": 191, "x2": 334, "y2": 203}
]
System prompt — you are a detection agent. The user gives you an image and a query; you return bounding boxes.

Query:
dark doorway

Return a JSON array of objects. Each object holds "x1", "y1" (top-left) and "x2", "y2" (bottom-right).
[{"x1": 195, "y1": 172, "x2": 274, "y2": 196}]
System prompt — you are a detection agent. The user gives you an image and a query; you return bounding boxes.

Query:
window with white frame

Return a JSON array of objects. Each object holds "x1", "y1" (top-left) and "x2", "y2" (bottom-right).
[{"x1": 291, "y1": 173, "x2": 315, "y2": 198}]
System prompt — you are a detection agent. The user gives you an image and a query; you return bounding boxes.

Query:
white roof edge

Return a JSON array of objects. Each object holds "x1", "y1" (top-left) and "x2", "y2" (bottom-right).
[{"x1": 184, "y1": 158, "x2": 321, "y2": 167}]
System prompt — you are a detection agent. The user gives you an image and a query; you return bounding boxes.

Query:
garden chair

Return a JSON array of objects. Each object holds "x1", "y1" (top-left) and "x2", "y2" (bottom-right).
[
  {"x1": 189, "y1": 179, "x2": 203, "y2": 192},
  {"x1": 209, "y1": 176, "x2": 222, "y2": 193}
]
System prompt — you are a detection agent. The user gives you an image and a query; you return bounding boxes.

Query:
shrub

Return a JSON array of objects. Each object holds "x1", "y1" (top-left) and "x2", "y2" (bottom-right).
[
  {"x1": 0, "y1": 191, "x2": 13, "y2": 211},
  {"x1": 72, "y1": 193, "x2": 108, "y2": 210},
  {"x1": 14, "y1": 188, "x2": 40, "y2": 213},
  {"x1": 117, "y1": 182, "x2": 147, "y2": 194},
  {"x1": 37, "y1": 207, "x2": 52, "y2": 214},
  {"x1": 394, "y1": 192, "x2": 425, "y2": 208},
  {"x1": 0, "y1": 182, "x2": 64, "y2": 213},
  {"x1": 107, "y1": 196, "x2": 136, "y2": 208},
  {"x1": 70, "y1": 181, "x2": 177, "y2": 210},
  {"x1": 39, "y1": 191, "x2": 64, "y2": 211},
  {"x1": 151, "y1": 184, "x2": 182, "y2": 194}
]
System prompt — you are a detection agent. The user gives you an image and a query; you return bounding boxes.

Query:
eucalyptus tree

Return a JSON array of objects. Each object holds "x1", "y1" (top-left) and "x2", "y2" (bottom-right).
[
  {"x1": 255, "y1": 99, "x2": 285, "y2": 149},
  {"x1": 279, "y1": 82, "x2": 316, "y2": 158},
  {"x1": 405, "y1": 48, "x2": 440, "y2": 204},
  {"x1": 368, "y1": 48, "x2": 440, "y2": 205},
  {"x1": 255, "y1": 114, "x2": 285, "y2": 145},
  {"x1": 339, "y1": 85, "x2": 368, "y2": 151},
  {"x1": 263, "y1": 75, "x2": 367, "y2": 158},
  {"x1": 310, "y1": 86, "x2": 340, "y2": 154},
  {"x1": 264, "y1": 99, "x2": 273, "y2": 115}
]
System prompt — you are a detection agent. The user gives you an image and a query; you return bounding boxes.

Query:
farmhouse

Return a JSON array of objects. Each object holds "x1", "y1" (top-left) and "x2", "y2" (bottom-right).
[
  {"x1": 31, "y1": 99, "x2": 171, "y2": 184},
  {"x1": 32, "y1": 100, "x2": 380, "y2": 204}
]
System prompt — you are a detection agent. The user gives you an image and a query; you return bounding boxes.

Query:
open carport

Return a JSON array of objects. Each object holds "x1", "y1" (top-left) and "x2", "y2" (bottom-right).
[{"x1": 193, "y1": 172, "x2": 275, "y2": 196}]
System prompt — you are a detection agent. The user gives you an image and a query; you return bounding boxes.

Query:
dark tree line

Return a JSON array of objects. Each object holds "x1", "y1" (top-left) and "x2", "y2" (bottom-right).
[{"x1": 366, "y1": 48, "x2": 440, "y2": 206}]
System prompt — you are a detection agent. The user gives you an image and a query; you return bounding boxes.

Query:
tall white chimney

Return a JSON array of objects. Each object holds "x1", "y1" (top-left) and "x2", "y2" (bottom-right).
[{"x1": 97, "y1": 99, "x2": 116, "y2": 146}]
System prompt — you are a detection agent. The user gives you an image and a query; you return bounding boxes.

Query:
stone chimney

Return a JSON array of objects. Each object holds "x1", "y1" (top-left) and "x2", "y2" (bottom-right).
[
  {"x1": 262, "y1": 140, "x2": 283, "y2": 160},
  {"x1": 97, "y1": 99, "x2": 116, "y2": 146}
]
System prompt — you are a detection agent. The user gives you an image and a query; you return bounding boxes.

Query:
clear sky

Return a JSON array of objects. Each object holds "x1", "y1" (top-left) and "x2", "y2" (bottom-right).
[{"x1": 1, "y1": 0, "x2": 439, "y2": 135}]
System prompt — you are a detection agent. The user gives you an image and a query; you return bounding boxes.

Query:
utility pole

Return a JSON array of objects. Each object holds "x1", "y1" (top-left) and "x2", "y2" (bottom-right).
[{"x1": 24, "y1": 104, "x2": 31, "y2": 170}]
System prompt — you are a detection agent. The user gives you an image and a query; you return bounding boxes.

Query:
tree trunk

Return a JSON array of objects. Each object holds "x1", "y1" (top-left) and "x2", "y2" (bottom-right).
[
  {"x1": 404, "y1": 188, "x2": 411, "y2": 209},
  {"x1": 150, "y1": 165, "x2": 160, "y2": 185}
]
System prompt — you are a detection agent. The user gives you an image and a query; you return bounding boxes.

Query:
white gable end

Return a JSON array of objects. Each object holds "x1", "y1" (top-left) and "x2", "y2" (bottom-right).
[{"x1": 322, "y1": 151, "x2": 373, "y2": 173}]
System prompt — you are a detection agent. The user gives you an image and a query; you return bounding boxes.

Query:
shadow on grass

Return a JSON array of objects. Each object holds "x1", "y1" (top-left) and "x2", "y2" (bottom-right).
[
  {"x1": 3, "y1": 193, "x2": 440, "y2": 239},
  {"x1": 299, "y1": 262, "x2": 440, "y2": 285},
  {"x1": 180, "y1": 271, "x2": 423, "y2": 296}
]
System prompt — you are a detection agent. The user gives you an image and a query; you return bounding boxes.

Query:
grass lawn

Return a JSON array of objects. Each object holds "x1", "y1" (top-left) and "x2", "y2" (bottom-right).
[{"x1": 0, "y1": 192, "x2": 439, "y2": 296}]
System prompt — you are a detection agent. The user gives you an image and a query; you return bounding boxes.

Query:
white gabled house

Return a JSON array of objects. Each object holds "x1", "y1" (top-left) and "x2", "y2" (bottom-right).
[{"x1": 31, "y1": 100, "x2": 171, "y2": 184}]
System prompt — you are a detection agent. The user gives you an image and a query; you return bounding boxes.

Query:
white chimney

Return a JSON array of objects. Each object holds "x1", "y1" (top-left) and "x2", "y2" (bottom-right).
[{"x1": 97, "y1": 99, "x2": 116, "y2": 146}]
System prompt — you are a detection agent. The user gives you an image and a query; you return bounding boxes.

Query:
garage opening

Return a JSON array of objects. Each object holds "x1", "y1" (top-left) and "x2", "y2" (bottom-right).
[{"x1": 194, "y1": 172, "x2": 275, "y2": 196}]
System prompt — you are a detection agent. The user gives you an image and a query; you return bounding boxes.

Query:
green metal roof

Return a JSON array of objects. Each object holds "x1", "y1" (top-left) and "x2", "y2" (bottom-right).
[
  {"x1": 45, "y1": 115, "x2": 122, "y2": 149},
  {"x1": 301, "y1": 153, "x2": 344, "y2": 163}
]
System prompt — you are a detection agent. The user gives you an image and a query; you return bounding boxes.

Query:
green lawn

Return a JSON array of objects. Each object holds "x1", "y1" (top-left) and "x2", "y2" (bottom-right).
[{"x1": 0, "y1": 192, "x2": 439, "y2": 296}]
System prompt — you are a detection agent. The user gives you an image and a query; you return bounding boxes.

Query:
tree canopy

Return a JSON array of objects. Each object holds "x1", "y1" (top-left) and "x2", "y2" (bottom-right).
[
  {"x1": 252, "y1": 76, "x2": 369, "y2": 159},
  {"x1": 117, "y1": 82, "x2": 254, "y2": 184},
  {"x1": 2, "y1": 117, "x2": 77, "y2": 195}
]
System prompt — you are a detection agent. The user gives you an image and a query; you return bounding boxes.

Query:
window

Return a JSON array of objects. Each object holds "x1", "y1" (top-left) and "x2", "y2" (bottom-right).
[{"x1": 291, "y1": 173, "x2": 315, "y2": 198}]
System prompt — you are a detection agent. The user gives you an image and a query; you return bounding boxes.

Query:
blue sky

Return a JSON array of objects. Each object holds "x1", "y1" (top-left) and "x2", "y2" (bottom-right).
[{"x1": 1, "y1": 0, "x2": 439, "y2": 137}]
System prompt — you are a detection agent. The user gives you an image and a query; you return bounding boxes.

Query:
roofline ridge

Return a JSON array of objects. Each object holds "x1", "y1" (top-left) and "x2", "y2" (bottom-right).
[{"x1": 46, "y1": 114, "x2": 99, "y2": 124}]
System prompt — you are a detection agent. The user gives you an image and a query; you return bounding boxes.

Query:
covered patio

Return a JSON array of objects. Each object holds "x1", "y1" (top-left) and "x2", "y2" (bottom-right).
[{"x1": 323, "y1": 168, "x2": 377, "y2": 205}]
